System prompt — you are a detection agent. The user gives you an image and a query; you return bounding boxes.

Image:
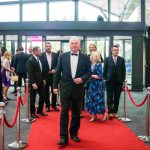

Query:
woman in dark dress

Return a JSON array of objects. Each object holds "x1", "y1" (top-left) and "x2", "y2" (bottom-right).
[{"x1": 85, "y1": 51, "x2": 107, "y2": 122}]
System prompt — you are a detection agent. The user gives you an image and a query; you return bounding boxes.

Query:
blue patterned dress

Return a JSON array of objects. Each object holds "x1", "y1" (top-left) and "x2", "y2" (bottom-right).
[{"x1": 85, "y1": 63, "x2": 105, "y2": 115}]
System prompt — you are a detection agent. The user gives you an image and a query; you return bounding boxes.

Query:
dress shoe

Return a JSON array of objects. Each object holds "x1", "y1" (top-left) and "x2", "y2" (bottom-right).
[
  {"x1": 57, "y1": 138, "x2": 68, "y2": 145},
  {"x1": 37, "y1": 111, "x2": 48, "y2": 116},
  {"x1": 109, "y1": 114, "x2": 114, "y2": 120},
  {"x1": 71, "y1": 135, "x2": 80, "y2": 142},
  {"x1": 31, "y1": 114, "x2": 39, "y2": 118},
  {"x1": 46, "y1": 107, "x2": 50, "y2": 112},
  {"x1": 113, "y1": 113, "x2": 118, "y2": 118},
  {"x1": 53, "y1": 106, "x2": 59, "y2": 111},
  {"x1": 80, "y1": 114, "x2": 84, "y2": 118}
]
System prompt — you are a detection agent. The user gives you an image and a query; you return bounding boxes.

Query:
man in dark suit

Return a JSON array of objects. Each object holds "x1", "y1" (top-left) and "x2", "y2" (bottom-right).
[
  {"x1": 103, "y1": 45, "x2": 126, "y2": 119},
  {"x1": 14, "y1": 47, "x2": 29, "y2": 87},
  {"x1": 40, "y1": 42, "x2": 59, "y2": 112},
  {"x1": 26, "y1": 46, "x2": 48, "y2": 118},
  {"x1": 53, "y1": 36, "x2": 91, "y2": 145}
]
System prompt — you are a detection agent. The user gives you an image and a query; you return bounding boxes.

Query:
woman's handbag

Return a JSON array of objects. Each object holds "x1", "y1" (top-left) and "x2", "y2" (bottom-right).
[{"x1": 11, "y1": 73, "x2": 18, "y2": 82}]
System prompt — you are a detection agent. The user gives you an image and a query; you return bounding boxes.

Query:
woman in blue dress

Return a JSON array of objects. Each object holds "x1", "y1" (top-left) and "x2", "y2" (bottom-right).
[{"x1": 85, "y1": 51, "x2": 107, "y2": 122}]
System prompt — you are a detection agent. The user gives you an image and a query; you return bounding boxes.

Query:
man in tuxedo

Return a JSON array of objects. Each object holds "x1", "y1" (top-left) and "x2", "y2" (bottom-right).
[
  {"x1": 103, "y1": 45, "x2": 126, "y2": 119},
  {"x1": 53, "y1": 36, "x2": 91, "y2": 145},
  {"x1": 26, "y1": 46, "x2": 48, "y2": 118},
  {"x1": 14, "y1": 47, "x2": 29, "y2": 87},
  {"x1": 40, "y1": 42, "x2": 59, "y2": 112}
]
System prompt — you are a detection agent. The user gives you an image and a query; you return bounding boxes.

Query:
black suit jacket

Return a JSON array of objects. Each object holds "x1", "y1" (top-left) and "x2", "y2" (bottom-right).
[
  {"x1": 103, "y1": 56, "x2": 126, "y2": 84},
  {"x1": 14, "y1": 52, "x2": 29, "y2": 74},
  {"x1": 26, "y1": 56, "x2": 44, "y2": 87},
  {"x1": 53, "y1": 51, "x2": 91, "y2": 100},
  {"x1": 40, "y1": 52, "x2": 58, "y2": 85}
]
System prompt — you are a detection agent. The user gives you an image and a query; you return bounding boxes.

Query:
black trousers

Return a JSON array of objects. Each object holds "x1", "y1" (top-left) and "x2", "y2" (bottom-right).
[
  {"x1": 106, "y1": 82, "x2": 123, "y2": 114},
  {"x1": 60, "y1": 96, "x2": 82, "y2": 140},
  {"x1": 30, "y1": 84, "x2": 45, "y2": 114},
  {"x1": 17, "y1": 73, "x2": 27, "y2": 87},
  {"x1": 44, "y1": 84, "x2": 57, "y2": 108}
]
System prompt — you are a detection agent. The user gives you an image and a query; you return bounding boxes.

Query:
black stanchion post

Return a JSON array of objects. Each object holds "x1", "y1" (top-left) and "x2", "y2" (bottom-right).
[
  {"x1": 8, "y1": 87, "x2": 28, "y2": 149},
  {"x1": 119, "y1": 80, "x2": 132, "y2": 122},
  {"x1": 0, "y1": 102, "x2": 6, "y2": 150},
  {"x1": 21, "y1": 79, "x2": 35, "y2": 123},
  {"x1": 138, "y1": 87, "x2": 150, "y2": 142}
]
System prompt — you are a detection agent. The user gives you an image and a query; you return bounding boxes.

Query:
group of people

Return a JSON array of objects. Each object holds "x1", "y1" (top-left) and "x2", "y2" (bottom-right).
[{"x1": 0, "y1": 36, "x2": 126, "y2": 146}]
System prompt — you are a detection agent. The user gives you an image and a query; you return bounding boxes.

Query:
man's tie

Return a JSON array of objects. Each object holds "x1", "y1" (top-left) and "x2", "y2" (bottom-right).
[
  {"x1": 114, "y1": 57, "x2": 117, "y2": 65},
  {"x1": 71, "y1": 53, "x2": 78, "y2": 56},
  {"x1": 37, "y1": 58, "x2": 42, "y2": 71}
]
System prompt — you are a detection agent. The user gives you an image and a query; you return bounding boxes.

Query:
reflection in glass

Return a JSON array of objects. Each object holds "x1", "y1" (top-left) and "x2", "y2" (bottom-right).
[
  {"x1": 49, "y1": 1, "x2": 74, "y2": 21},
  {"x1": 23, "y1": 3, "x2": 46, "y2": 21},
  {"x1": 79, "y1": 0, "x2": 108, "y2": 21},
  {"x1": 0, "y1": 5, "x2": 19, "y2": 22},
  {"x1": 85, "y1": 37, "x2": 110, "y2": 59},
  {"x1": 114, "y1": 36, "x2": 132, "y2": 85},
  {"x1": 0, "y1": 0, "x2": 19, "y2": 1},
  {"x1": 110, "y1": 0, "x2": 141, "y2": 22},
  {"x1": 146, "y1": 0, "x2": 150, "y2": 25}
]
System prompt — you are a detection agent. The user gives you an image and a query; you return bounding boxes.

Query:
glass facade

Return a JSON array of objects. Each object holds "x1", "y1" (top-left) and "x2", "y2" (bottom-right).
[
  {"x1": 0, "y1": 0, "x2": 143, "y2": 22},
  {"x1": 23, "y1": 3, "x2": 46, "y2": 21},
  {"x1": 49, "y1": 1, "x2": 74, "y2": 21},
  {"x1": 0, "y1": 4, "x2": 19, "y2": 22},
  {"x1": 146, "y1": 0, "x2": 150, "y2": 25}
]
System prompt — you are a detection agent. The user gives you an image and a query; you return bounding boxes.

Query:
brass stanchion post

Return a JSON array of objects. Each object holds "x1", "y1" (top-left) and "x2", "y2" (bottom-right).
[
  {"x1": 119, "y1": 80, "x2": 131, "y2": 122},
  {"x1": 0, "y1": 102, "x2": 6, "y2": 150},
  {"x1": 8, "y1": 87, "x2": 28, "y2": 149},
  {"x1": 21, "y1": 79, "x2": 35, "y2": 123},
  {"x1": 138, "y1": 87, "x2": 150, "y2": 142}
]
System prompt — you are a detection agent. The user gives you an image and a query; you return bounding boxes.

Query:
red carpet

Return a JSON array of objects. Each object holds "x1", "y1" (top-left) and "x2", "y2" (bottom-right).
[{"x1": 26, "y1": 110, "x2": 150, "y2": 150}]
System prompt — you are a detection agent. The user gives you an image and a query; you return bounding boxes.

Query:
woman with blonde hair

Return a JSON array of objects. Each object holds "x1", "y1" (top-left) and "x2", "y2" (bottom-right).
[
  {"x1": 1, "y1": 51, "x2": 14, "y2": 101},
  {"x1": 85, "y1": 51, "x2": 107, "y2": 122}
]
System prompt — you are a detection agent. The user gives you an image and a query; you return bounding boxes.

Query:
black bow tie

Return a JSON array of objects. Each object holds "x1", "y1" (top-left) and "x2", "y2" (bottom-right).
[{"x1": 71, "y1": 53, "x2": 78, "y2": 56}]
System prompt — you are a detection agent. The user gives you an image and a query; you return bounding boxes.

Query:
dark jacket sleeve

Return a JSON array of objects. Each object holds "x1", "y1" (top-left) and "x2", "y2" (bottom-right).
[
  {"x1": 81, "y1": 56, "x2": 91, "y2": 82},
  {"x1": 53, "y1": 55, "x2": 62, "y2": 89},
  {"x1": 103, "y1": 58, "x2": 107, "y2": 80},
  {"x1": 26, "y1": 59, "x2": 36, "y2": 85}
]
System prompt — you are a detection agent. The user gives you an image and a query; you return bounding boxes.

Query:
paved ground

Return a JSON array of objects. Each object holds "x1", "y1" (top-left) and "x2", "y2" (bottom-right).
[{"x1": 1, "y1": 86, "x2": 150, "y2": 150}]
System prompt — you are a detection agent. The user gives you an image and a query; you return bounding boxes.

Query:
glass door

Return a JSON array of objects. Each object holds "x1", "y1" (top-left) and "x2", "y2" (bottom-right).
[{"x1": 114, "y1": 36, "x2": 132, "y2": 85}]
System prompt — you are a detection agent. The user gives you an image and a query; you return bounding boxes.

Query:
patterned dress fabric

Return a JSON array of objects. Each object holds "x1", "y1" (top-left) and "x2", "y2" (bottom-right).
[{"x1": 85, "y1": 63, "x2": 105, "y2": 115}]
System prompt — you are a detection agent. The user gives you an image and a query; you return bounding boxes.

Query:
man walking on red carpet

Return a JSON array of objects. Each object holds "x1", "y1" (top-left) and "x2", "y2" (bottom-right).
[{"x1": 53, "y1": 36, "x2": 91, "y2": 145}]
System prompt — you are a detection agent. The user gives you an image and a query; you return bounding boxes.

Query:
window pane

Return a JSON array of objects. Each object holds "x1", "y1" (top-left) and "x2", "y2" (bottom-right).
[
  {"x1": 146, "y1": 0, "x2": 150, "y2": 26},
  {"x1": 0, "y1": 5, "x2": 19, "y2": 22},
  {"x1": 23, "y1": 3, "x2": 46, "y2": 21},
  {"x1": 0, "y1": 0, "x2": 19, "y2": 2},
  {"x1": 79, "y1": 0, "x2": 108, "y2": 21},
  {"x1": 49, "y1": 1, "x2": 74, "y2": 21},
  {"x1": 111, "y1": 0, "x2": 141, "y2": 22},
  {"x1": 85, "y1": 37, "x2": 110, "y2": 59}
]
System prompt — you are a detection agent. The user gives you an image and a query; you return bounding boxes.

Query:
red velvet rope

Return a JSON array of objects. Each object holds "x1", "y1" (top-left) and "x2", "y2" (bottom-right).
[
  {"x1": 20, "y1": 85, "x2": 28, "y2": 106},
  {"x1": 4, "y1": 96, "x2": 21, "y2": 128},
  {"x1": 126, "y1": 86, "x2": 148, "y2": 107}
]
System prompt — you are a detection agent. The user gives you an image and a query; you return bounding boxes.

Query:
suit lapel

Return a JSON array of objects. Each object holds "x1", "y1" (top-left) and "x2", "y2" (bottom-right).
[
  {"x1": 51, "y1": 52, "x2": 54, "y2": 69},
  {"x1": 32, "y1": 56, "x2": 42, "y2": 72},
  {"x1": 43, "y1": 52, "x2": 50, "y2": 69},
  {"x1": 66, "y1": 52, "x2": 72, "y2": 77},
  {"x1": 75, "y1": 51, "x2": 82, "y2": 78}
]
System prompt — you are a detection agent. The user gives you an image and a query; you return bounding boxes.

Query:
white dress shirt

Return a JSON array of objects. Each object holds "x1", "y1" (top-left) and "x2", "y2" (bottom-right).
[
  {"x1": 70, "y1": 51, "x2": 79, "y2": 79},
  {"x1": 46, "y1": 52, "x2": 52, "y2": 70},
  {"x1": 113, "y1": 56, "x2": 118, "y2": 65}
]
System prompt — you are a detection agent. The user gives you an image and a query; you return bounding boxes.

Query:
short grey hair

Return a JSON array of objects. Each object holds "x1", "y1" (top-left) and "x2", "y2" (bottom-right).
[{"x1": 69, "y1": 36, "x2": 81, "y2": 45}]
